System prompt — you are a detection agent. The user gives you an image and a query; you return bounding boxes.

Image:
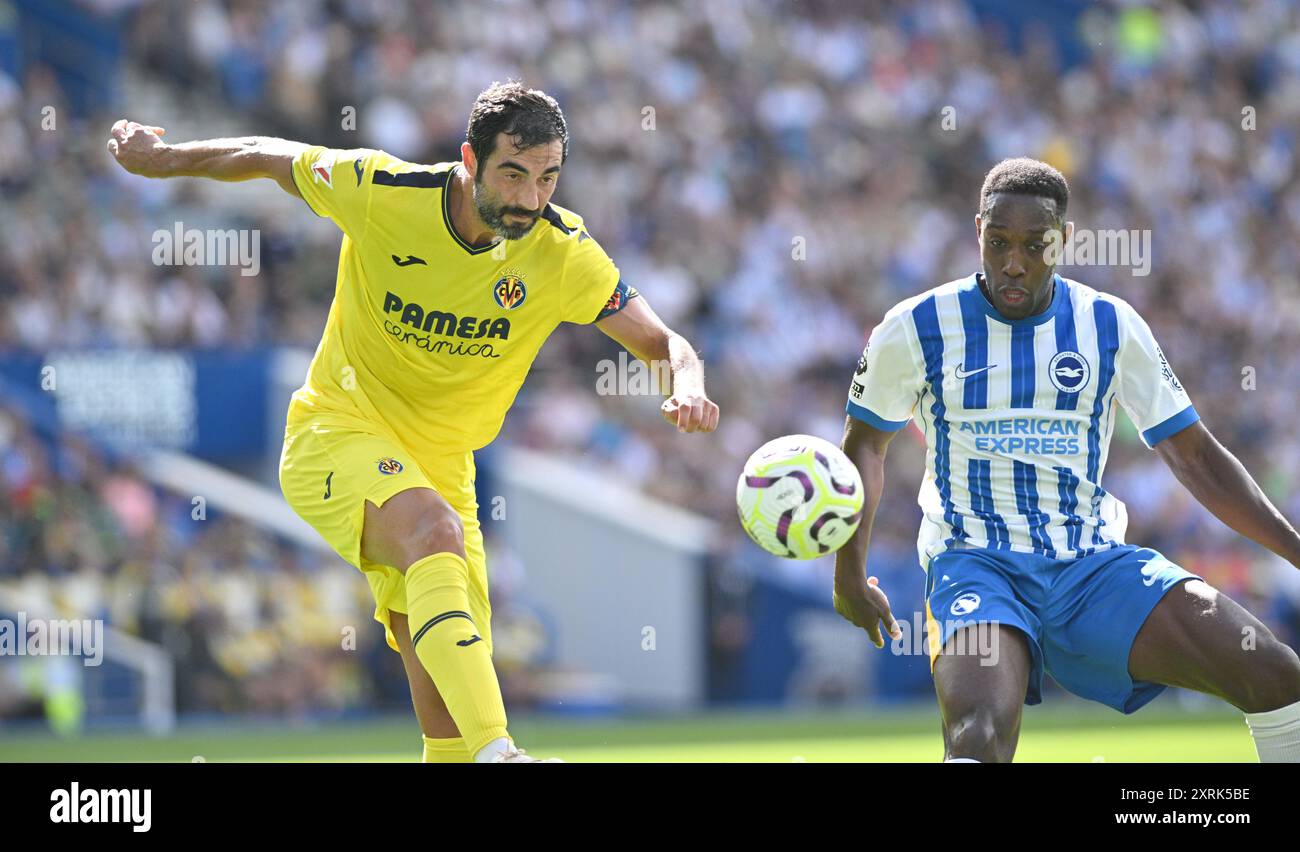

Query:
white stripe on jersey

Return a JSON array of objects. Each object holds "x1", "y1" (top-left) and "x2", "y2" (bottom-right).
[{"x1": 845, "y1": 273, "x2": 1198, "y2": 569}]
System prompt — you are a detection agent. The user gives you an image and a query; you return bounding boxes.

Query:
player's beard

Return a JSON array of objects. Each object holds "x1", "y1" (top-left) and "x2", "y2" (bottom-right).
[{"x1": 473, "y1": 180, "x2": 540, "y2": 240}]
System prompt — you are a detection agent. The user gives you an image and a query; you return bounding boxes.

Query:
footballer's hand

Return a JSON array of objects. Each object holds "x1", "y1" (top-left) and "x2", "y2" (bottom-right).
[
  {"x1": 833, "y1": 575, "x2": 902, "y2": 649},
  {"x1": 107, "y1": 120, "x2": 169, "y2": 177},
  {"x1": 660, "y1": 391, "x2": 719, "y2": 433}
]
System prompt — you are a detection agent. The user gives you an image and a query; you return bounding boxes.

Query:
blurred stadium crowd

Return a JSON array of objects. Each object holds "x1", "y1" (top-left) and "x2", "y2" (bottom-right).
[
  {"x1": 0, "y1": 401, "x2": 398, "y2": 719},
  {"x1": 3, "y1": 0, "x2": 1300, "y2": 722}
]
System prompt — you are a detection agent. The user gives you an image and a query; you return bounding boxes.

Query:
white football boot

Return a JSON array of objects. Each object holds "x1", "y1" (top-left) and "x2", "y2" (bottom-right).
[{"x1": 491, "y1": 747, "x2": 563, "y2": 763}]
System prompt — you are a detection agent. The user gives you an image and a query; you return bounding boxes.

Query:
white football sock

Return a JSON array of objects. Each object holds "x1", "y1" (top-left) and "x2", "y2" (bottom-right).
[
  {"x1": 474, "y1": 736, "x2": 513, "y2": 763},
  {"x1": 944, "y1": 757, "x2": 981, "y2": 763},
  {"x1": 1244, "y1": 697, "x2": 1300, "y2": 763}
]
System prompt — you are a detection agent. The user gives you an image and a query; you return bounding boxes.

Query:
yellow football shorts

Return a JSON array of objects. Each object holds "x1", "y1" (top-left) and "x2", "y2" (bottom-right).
[{"x1": 278, "y1": 407, "x2": 491, "y2": 655}]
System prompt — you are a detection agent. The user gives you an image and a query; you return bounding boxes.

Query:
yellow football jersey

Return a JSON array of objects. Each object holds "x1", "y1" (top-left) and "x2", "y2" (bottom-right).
[{"x1": 287, "y1": 146, "x2": 630, "y2": 452}]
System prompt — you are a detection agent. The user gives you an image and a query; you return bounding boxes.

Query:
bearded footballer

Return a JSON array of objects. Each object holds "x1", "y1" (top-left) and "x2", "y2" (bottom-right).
[{"x1": 108, "y1": 82, "x2": 719, "y2": 763}]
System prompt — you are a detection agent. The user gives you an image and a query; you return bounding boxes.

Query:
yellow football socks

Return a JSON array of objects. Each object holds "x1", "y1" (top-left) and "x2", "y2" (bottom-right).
[
  {"x1": 421, "y1": 735, "x2": 472, "y2": 763},
  {"x1": 404, "y1": 552, "x2": 509, "y2": 756}
]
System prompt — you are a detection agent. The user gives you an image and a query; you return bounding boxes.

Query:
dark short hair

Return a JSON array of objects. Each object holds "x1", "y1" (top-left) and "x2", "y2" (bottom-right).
[
  {"x1": 979, "y1": 157, "x2": 1069, "y2": 221},
  {"x1": 466, "y1": 81, "x2": 568, "y2": 168}
]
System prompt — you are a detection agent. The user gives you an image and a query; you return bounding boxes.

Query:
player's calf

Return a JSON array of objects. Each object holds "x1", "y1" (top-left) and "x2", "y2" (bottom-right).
[{"x1": 388, "y1": 612, "x2": 460, "y2": 733}]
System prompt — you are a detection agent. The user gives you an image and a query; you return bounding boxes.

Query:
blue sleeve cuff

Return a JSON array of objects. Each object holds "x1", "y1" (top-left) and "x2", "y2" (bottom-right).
[
  {"x1": 1142, "y1": 404, "x2": 1199, "y2": 447},
  {"x1": 846, "y1": 400, "x2": 910, "y2": 432}
]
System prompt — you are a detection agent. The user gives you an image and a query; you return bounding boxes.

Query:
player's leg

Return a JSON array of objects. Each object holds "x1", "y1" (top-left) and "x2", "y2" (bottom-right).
[
  {"x1": 926, "y1": 549, "x2": 1049, "y2": 763},
  {"x1": 1038, "y1": 544, "x2": 1300, "y2": 761},
  {"x1": 1128, "y1": 578, "x2": 1300, "y2": 711},
  {"x1": 387, "y1": 610, "x2": 471, "y2": 763},
  {"x1": 361, "y1": 485, "x2": 512, "y2": 762},
  {"x1": 279, "y1": 420, "x2": 514, "y2": 762},
  {"x1": 1128, "y1": 578, "x2": 1300, "y2": 761},
  {"x1": 934, "y1": 623, "x2": 1035, "y2": 762}
]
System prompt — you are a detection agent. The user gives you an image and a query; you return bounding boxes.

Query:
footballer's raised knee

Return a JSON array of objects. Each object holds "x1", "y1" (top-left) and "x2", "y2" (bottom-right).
[
  {"x1": 362, "y1": 487, "x2": 467, "y2": 571},
  {"x1": 396, "y1": 510, "x2": 466, "y2": 571},
  {"x1": 945, "y1": 710, "x2": 1017, "y2": 763}
]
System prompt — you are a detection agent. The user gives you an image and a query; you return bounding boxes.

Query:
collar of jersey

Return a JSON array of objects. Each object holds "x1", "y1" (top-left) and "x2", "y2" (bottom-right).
[
  {"x1": 441, "y1": 164, "x2": 503, "y2": 256},
  {"x1": 971, "y1": 272, "x2": 1066, "y2": 327}
]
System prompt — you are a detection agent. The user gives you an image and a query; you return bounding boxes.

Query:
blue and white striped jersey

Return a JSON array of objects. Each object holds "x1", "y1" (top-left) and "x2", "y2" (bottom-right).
[{"x1": 847, "y1": 273, "x2": 1199, "y2": 569}]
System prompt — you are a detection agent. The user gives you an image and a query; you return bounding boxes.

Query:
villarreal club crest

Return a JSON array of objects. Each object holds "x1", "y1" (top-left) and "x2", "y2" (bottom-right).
[{"x1": 492, "y1": 273, "x2": 528, "y2": 310}]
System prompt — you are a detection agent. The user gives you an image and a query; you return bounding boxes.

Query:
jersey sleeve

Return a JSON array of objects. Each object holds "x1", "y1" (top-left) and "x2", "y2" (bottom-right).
[
  {"x1": 559, "y1": 220, "x2": 625, "y2": 324},
  {"x1": 290, "y1": 147, "x2": 389, "y2": 240},
  {"x1": 1114, "y1": 303, "x2": 1199, "y2": 447},
  {"x1": 846, "y1": 308, "x2": 925, "y2": 431}
]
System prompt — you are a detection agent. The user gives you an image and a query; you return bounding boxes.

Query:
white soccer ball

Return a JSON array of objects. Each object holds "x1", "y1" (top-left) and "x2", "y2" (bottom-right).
[{"x1": 736, "y1": 434, "x2": 865, "y2": 560}]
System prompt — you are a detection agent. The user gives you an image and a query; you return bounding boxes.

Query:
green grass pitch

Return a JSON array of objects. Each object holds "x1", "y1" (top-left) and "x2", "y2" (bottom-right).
[{"x1": 0, "y1": 700, "x2": 1258, "y2": 762}]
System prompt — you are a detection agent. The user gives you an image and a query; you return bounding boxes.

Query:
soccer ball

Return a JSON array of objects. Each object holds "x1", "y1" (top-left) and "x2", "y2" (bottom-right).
[{"x1": 736, "y1": 434, "x2": 865, "y2": 559}]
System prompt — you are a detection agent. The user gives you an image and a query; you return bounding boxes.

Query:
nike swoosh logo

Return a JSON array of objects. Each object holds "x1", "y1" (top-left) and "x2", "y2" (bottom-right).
[
  {"x1": 1140, "y1": 559, "x2": 1167, "y2": 586},
  {"x1": 391, "y1": 254, "x2": 427, "y2": 267},
  {"x1": 954, "y1": 364, "x2": 997, "y2": 379},
  {"x1": 456, "y1": 635, "x2": 483, "y2": 647}
]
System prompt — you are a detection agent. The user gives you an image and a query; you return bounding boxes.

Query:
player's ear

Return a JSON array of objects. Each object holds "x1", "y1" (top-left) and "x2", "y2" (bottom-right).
[
  {"x1": 1064, "y1": 220, "x2": 1074, "y2": 242},
  {"x1": 461, "y1": 141, "x2": 477, "y2": 179},
  {"x1": 974, "y1": 214, "x2": 983, "y2": 240}
]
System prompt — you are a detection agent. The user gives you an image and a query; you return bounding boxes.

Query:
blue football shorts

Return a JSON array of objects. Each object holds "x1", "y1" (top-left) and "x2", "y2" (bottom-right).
[{"x1": 924, "y1": 543, "x2": 1200, "y2": 713}]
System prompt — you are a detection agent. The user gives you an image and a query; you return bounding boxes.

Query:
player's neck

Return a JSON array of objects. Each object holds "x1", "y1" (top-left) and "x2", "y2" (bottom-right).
[{"x1": 448, "y1": 166, "x2": 501, "y2": 248}]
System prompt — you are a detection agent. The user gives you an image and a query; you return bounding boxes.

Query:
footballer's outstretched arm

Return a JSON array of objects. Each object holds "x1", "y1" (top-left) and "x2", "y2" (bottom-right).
[
  {"x1": 1156, "y1": 421, "x2": 1300, "y2": 568},
  {"x1": 595, "y1": 295, "x2": 719, "y2": 434},
  {"x1": 107, "y1": 120, "x2": 308, "y2": 198},
  {"x1": 834, "y1": 415, "x2": 904, "y2": 647}
]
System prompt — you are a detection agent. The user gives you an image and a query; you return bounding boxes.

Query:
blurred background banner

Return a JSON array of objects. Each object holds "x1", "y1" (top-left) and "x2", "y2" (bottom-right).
[
  {"x1": 1, "y1": 0, "x2": 1299, "y2": 758},
  {"x1": 0, "y1": 348, "x2": 271, "y2": 460}
]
